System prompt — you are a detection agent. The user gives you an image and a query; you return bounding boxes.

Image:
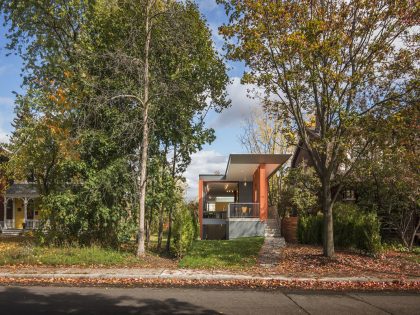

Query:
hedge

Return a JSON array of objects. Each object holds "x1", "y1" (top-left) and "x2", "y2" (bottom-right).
[{"x1": 297, "y1": 203, "x2": 381, "y2": 254}]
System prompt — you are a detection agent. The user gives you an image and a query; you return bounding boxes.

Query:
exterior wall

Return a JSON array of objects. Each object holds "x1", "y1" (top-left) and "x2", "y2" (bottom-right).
[
  {"x1": 15, "y1": 198, "x2": 24, "y2": 229},
  {"x1": 203, "y1": 224, "x2": 226, "y2": 240},
  {"x1": 198, "y1": 179, "x2": 204, "y2": 239},
  {"x1": 238, "y1": 181, "x2": 253, "y2": 202},
  {"x1": 227, "y1": 219, "x2": 266, "y2": 239}
]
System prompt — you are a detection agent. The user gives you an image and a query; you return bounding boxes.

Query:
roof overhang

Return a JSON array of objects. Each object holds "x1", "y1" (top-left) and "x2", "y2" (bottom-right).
[{"x1": 224, "y1": 154, "x2": 291, "y2": 181}]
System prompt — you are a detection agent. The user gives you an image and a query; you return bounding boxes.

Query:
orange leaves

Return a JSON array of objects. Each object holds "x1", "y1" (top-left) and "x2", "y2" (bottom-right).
[
  {"x1": 271, "y1": 244, "x2": 420, "y2": 279},
  {"x1": 0, "y1": 276, "x2": 417, "y2": 292}
]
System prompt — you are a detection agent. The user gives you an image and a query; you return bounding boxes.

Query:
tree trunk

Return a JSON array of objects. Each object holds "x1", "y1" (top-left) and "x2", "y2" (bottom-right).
[
  {"x1": 165, "y1": 210, "x2": 173, "y2": 252},
  {"x1": 409, "y1": 218, "x2": 420, "y2": 250},
  {"x1": 157, "y1": 203, "x2": 164, "y2": 251},
  {"x1": 322, "y1": 180, "x2": 334, "y2": 257},
  {"x1": 165, "y1": 144, "x2": 177, "y2": 253},
  {"x1": 145, "y1": 219, "x2": 150, "y2": 249},
  {"x1": 137, "y1": 1, "x2": 152, "y2": 257}
]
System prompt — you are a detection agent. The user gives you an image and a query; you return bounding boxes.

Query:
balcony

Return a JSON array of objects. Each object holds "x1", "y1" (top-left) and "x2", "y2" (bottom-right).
[{"x1": 228, "y1": 203, "x2": 260, "y2": 218}]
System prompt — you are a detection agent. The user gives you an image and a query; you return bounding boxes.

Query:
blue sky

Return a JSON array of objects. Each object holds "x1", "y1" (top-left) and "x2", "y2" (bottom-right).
[{"x1": 0, "y1": 1, "x2": 261, "y2": 199}]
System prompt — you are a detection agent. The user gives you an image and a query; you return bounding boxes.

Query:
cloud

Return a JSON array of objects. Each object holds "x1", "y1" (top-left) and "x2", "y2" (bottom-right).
[
  {"x1": 184, "y1": 150, "x2": 227, "y2": 200},
  {"x1": 208, "y1": 77, "x2": 260, "y2": 129}
]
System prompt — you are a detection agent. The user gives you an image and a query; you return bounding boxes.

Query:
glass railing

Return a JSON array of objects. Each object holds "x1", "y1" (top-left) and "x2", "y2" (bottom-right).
[{"x1": 228, "y1": 203, "x2": 260, "y2": 218}]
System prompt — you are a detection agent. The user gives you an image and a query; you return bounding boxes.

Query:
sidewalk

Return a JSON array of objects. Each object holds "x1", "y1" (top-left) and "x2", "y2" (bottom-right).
[{"x1": 0, "y1": 266, "x2": 419, "y2": 288}]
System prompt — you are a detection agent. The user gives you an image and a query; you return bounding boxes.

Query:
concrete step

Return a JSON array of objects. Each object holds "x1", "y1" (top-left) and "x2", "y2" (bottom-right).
[
  {"x1": 264, "y1": 220, "x2": 282, "y2": 238},
  {"x1": 1, "y1": 229, "x2": 22, "y2": 236}
]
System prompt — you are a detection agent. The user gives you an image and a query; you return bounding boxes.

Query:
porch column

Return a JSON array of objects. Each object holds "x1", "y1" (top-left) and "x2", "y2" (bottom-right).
[
  {"x1": 258, "y1": 164, "x2": 268, "y2": 221},
  {"x1": 23, "y1": 198, "x2": 28, "y2": 225}
]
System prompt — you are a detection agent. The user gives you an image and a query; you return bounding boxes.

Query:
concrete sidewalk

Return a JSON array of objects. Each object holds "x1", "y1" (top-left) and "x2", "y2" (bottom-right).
[{"x1": 0, "y1": 266, "x2": 419, "y2": 283}]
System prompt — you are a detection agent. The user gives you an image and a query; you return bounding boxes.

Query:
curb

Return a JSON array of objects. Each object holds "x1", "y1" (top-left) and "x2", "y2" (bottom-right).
[{"x1": 0, "y1": 272, "x2": 419, "y2": 283}]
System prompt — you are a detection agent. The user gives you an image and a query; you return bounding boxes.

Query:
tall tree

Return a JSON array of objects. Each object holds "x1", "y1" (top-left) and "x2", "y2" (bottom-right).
[
  {"x1": 1, "y1": 0, "x2": 229, "y2": 253},
  {"x1": 238, "y1": 108, "x2": 292, "y2": 207},
  {"x1": 219, "y1": 0, "x2": 418, "y2": 257},
  {"x1": 79, "y1": 0, "x2": 228, "y2": 256}
]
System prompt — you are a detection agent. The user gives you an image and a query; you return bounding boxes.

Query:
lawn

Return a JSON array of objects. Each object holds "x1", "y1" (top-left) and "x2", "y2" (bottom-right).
[
  {"x1": 179, "y1": 237, "x2": 264, "y2": 270},
  {"x1": 0, "y1": 237, "x2": 176, "y2": 268}
]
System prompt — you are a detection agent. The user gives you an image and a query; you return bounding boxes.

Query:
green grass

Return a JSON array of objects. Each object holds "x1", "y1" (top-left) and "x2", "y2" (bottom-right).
[
  {"x1": 0, "y1": 243, "x2": 140, "y2": 267},
  {"x1": 179, "y1": 237, "x2": 264, "y2": 270}
]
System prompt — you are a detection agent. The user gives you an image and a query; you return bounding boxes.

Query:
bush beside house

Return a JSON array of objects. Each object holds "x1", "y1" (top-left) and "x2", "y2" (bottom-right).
[
  {"x1": 172, "y1": 204, "x2": 199, "y2": 258},
  {"x1": 298, "y1": 203, "x2": 382, "y2": 254}
]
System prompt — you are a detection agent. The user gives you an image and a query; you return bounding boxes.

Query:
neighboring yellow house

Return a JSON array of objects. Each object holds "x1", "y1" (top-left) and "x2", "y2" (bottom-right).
[{"x1": 1, "y1": 183, "x2": 41, "y2": 231}]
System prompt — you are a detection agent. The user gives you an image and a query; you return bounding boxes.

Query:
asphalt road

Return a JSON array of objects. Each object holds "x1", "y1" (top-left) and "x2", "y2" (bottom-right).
[{"x1": 0, "y1": 286, "x2": 419, "y2": 315}]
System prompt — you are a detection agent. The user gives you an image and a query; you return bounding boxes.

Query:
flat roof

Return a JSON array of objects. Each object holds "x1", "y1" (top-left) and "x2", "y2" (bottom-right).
[{"x1": 199, "y1": 153, "x2": 291, "y2": 181}]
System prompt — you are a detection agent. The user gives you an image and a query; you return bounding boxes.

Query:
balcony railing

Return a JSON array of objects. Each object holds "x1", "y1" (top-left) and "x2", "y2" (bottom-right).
[
  {"x1": 203, "y1": 211, "x2": 227, "y2": 219},
  {"x1": 228, "y1": 203, "x2": 260, "y2": 218}
]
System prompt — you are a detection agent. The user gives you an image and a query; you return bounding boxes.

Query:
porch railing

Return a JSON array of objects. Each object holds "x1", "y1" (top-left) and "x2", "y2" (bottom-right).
[
  {"x1": 25, "y1": 219, "x2": 41, "y2": 230},
  {"x1": 228, "y1": 203, "x2": 260, "y2": 218},
  {"x1": 4, "y1": 219, "x2": 15, "y2": 229}
]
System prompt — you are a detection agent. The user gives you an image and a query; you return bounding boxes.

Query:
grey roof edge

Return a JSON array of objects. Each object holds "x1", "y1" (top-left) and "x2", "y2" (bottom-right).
[{"x1": 4, "y1": 183, "x2": 40, "y2": 198}]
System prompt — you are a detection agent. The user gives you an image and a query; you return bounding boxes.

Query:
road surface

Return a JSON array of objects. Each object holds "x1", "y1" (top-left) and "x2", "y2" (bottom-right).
[{"x1": 0, "y1": 286, "x2": 419, "y2": 314}]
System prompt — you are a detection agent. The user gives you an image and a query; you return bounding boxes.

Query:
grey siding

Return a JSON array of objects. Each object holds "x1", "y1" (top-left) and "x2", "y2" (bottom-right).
[
  {"x1": 227, "y1": 219, "x2": 266, "y2": 239},
  {"x1": 238, "y1": 181, "x2": 253, "y2": 203}
]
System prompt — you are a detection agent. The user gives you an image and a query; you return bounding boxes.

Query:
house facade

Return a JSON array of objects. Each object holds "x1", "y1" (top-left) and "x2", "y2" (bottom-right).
[
  {"x1": 198, "y1": 154, "x2": 290, "y2": 240},
  {"x1": 1, "y1": 183, "x2": 41, "y2": 230},
  {"x1": 0, "y1": 146, "x2": 41, "y2": 232}
]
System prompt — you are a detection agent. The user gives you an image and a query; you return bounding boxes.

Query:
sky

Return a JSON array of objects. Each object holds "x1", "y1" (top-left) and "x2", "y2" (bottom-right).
[{"x1": 0, "y1": 1, "x2": 261, "y2": 200}]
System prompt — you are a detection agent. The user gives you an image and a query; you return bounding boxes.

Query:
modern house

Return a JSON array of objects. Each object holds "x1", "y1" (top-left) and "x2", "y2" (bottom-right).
[{"x1": 198, "y1": 154, "x2": 290, "y2": 240}]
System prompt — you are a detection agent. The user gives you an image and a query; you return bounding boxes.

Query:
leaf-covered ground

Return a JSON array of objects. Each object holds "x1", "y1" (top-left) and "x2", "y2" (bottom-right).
[
  {"x1": 1, "y1": 237, "x2": 419, "y2": 282},
  {"x1": 0, "y1": 277, "x2": 418, "y2": 292},
  {"x1": 268, "y1": 244, "x2": 420, "y2": 279}
]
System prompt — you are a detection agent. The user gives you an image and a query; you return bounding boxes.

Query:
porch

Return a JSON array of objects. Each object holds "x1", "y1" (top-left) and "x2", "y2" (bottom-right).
[{"x1": 0, "y1": 183, "x2": 41, "y2": 231}]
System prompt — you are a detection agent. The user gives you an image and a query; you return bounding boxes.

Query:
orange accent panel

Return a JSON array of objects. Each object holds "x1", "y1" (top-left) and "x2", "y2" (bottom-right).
[
  {"x1": 198, "y1": 179, "x2": 204, "y2": 239},
  {"x1": 259, "y1": 164, "x2": 268, "y2": 221}
]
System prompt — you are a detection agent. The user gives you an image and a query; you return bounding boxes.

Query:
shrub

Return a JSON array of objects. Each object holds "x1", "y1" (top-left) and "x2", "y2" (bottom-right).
[
  {"x1": 298, "y1": 203, "x2": 382, "y2": 254},
  {"x1": 172, "y1": 204, "x2": 198, "y2": 258},
  {"x1": 298, "y1": 213, "x2": 323, "y2": 245}
]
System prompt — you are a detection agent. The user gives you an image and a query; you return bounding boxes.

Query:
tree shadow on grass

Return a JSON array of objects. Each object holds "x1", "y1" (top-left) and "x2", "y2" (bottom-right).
[{"x1": 0, "y1": 286, "x2": 220, "y2": 315}]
